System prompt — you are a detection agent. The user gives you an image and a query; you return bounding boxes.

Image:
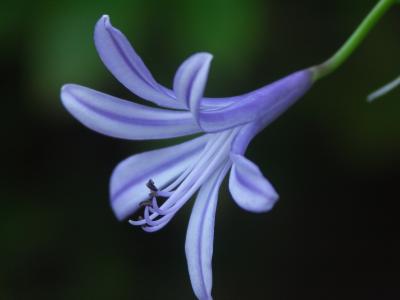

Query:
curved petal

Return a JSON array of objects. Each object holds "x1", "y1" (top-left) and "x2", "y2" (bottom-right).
[
  {"x1": 173, "y1": 53, "x2": 212, "y2": 116},
  {"x1": 94, "y1": 15, "x2": 184, "y2": 109},
  {"x1": 198, "y1": 69, "x2": 312, "y2": 132},
  {"x1": 110, "y1": 135, "x2": 209, "y2": 220},
  {"x1": 200, "y1": 96, "x2": 237, "y2": 109},
  {"x1": 229, "y1": 154, "x2": 278, "y2": 213},
  {"x1": 230, "y1": 94, "x2": 310, "y2": 155},
  {"x1": 61, "y1": 84, "x2": 201, "y2": 140},
  {"x1": 185, "y1": 162, "x2": 230, "y2": 300},
  {"x1": 230, "y1": 121, "x2": 261, "y2": 155}
]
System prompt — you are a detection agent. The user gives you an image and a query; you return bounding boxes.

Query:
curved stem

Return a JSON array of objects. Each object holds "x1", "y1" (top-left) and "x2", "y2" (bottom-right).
[{"x1": 311, "y1": 0, "x2": 397, "y2": 82}]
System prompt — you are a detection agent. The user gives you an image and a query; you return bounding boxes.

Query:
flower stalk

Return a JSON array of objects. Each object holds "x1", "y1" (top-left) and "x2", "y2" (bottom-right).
[{"x1": 311, "y1": 0, "x2": 397, "y2": 82}]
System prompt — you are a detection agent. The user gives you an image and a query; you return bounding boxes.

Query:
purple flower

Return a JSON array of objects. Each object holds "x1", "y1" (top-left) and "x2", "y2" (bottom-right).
[{"x1": 61, "y1": 15, "x2": 312, "y2": 300}]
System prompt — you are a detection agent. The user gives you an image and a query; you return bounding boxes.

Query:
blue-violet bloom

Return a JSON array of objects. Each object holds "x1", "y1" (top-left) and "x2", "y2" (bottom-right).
[{"x1": 61, "y1": 15, "x2": 313, "y2": 300}]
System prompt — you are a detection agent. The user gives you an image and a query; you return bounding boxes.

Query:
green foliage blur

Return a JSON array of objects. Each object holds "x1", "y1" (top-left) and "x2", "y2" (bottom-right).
[{"x1": 1, "y1": 0, "x2": 399, "y2": 299}]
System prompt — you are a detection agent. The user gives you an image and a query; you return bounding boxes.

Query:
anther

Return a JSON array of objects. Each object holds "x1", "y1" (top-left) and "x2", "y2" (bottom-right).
[
  {"x1": 139, "y1": 199, "x2": 152, "y2": 208},
  {"x1": 146, "y1": 179, "x2": 159, "y2": 197},
  {"x1": 146, "y1": 179, "x2": 158, "y2": 192}
]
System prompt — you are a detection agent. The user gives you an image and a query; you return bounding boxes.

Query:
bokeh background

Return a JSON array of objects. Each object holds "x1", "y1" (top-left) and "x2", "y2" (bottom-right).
[{"x1": 1, "y1": 0, "x2": 399, "y2": 299}]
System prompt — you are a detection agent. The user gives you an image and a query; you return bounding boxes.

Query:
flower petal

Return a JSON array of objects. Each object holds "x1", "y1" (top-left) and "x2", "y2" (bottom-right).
[
  {"x1": 198, "y1": 69, "x2": 312, "y2": 132},
  {"x1": 229, "y1": 154, "x2": 278, "y2": 213},
  {"x1": 110, "y1": 135, "x2": 208, "y2": 220},
  {"x1": 185, "y1": 162, "x2": 230, "y2": 300},
  {"x1": 173, "y1": 53, "x2": 213, "y2": 117},
  {"x1": 230, "y1": 121, "x2": 261, "y2": 155},
  {"x1": 61, "y1": 84, "x2": 201, "y2": 140},
  {"x1": 94, "y1": 15, "x2": 184, "y2": 109}
]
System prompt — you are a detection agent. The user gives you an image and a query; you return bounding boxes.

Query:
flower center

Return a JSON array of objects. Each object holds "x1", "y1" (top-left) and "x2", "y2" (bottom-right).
[{"x1": 128, "y1": 128, "x2": 239, "y2": 232}]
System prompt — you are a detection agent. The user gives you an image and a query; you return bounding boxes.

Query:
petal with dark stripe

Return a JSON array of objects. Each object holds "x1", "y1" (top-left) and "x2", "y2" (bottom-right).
[
  {"x1": 229, "y1": 154, "x2": 278, "y2": 213},
  {"x1": 110, "y1": 135, "x2": 208, "y2": 220},
  {"x1": 94, "y1": 15, "x2": 183, "y2": 109},
  {"x1": 199, "y1": 69, "x2": 312, "y2": 132},
  {"x1": 173, "y1": 53, "x2": 212, "y2": 115},
  {"x1": 185, "y1": 163, "x2": 230, "y2": 300},
  {"x1": 61, "y1": 84, "x2": 201, "y2": 140}
]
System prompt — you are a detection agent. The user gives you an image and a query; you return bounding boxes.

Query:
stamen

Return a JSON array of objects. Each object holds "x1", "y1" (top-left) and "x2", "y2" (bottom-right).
[
  {"x1": 151, "y1": 197, "x2": 164, "y2": 214},
  {"x1": 144, "y1": 206, "x2": 160, "y2": 226},
  {"x1": 148, "y1": 130, "x2": 237, "y2": 217},
  {"x1": 131, "y1": 129, "x2": 238, "y2": 232},
  {"x1": 156, "y1": 190, "x2": 173, "y2": 197},
  {"x1": 141, "y1": 215, "x2": 175, "y2": 232},
  {"x1": 160, "y1": 138, "x2": 215, "y2": 192},
  {"x1": 128, "y1": 215, "x2": 146, "y2": 226},
  {"x1": 139, "y1": 199, "x2": 152, "y2": 208},
  {"x1": 146, "y1": 179, "x2": 158, "y2": 192},
  {"x1": 127, "y1": 180, "x2": 171, "y2": 229}
]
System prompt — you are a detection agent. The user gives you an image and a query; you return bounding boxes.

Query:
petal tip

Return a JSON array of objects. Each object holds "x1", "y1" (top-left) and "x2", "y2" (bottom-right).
[
  {"x1": 197, "y1": 52, "x2": 213, "y2": 64},
  {"x1": 112, "y1": 204, "x2": 130, "y2": 221},
  {"x1": 266, "y1": 191, "x2": 279, "y2": 210},
  {"x1": 60, "y1": 84, "x2": 69, "y2": 95},
  {"x1": 60, "y1": 84, "x2": 80, "y2": 102},
  {"x1": 99, "y1": 14, "x2": 110, "y2": 24},
  {"x1": 60, "y1": 84, "x2": 73, "y2": 105},
  {"x1": 229, "y1": 154, "x2": 280, "y2": 213},
  {"x1": 96, "y1": 14, "x2": 112, "y2": 32}
]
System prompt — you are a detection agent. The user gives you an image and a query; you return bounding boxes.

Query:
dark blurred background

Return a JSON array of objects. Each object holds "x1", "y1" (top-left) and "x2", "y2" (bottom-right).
[{"x1": 1, "y1": 0, "x2": 399, "y2": 299}]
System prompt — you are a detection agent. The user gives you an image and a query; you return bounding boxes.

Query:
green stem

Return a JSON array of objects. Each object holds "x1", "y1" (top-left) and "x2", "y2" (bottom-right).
[{"x1": 311, "y1": 0, "x2": 396, "y2": 82}]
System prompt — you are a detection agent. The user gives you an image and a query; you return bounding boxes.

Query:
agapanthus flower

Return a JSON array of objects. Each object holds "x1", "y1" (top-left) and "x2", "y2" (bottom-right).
[{"x1": 61, "y1": 15, "x2": 313, "y2": 300}]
